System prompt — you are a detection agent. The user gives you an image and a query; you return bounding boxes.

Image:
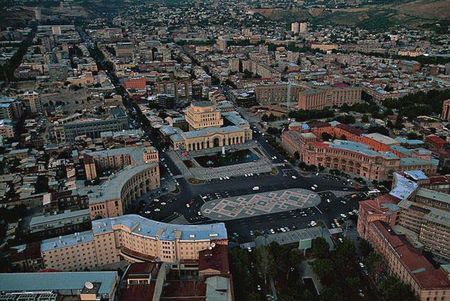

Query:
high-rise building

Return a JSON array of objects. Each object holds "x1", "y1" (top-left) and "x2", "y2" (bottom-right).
[
  {"x1": 291, "y1": 22, "x2": 300, "y2": 34},
  {"x1": 441, "y1": 99, "x2": 450, "y2": 121},
  {"x1": 299, "y1": 22, "x2": 308, "y2": 33}
]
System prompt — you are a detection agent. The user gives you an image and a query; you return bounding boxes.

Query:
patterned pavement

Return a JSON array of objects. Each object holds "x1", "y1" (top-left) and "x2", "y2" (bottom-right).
[{"x1": 201, "y1": 189, "x2": 321, "y2": 221}]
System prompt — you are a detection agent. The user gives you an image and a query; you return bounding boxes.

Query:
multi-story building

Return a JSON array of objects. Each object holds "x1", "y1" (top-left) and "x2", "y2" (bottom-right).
[
  {"x1": 0, "y1": 119, "x2": 15, "y2": 138},
  {"x1": 358, "y1": 172, "x2": 450, "y2": 301},
  {"x1": 442, "y1": 99, "x2": 450, "y2": 121},
  {"x1": 20, "y1": 91, "x2": 42, "y2": 113},
  {"x1": 40, "y1": 214, "x2": 227, "y2": 271},
  {"x1": 366, "y1": 221, "x2": 450, "y2": 301},
  {"x1": 397, "y1": 187, "x2": 450, "y2": 262},
  {"x1": 161, "y1": 101, "x2": 252, "y2": 151},
  {"x1": 0, "y1": 96, "x2": 23, "y2": 120},
  {"x1": 87, "y1": 161, "x2": 160, "y2": 219},
  {"x1": 185, "y1": 101, "x2": 224, "y2": 130},
  {"x1": 83, "y1": 146, "x2": 159, "y2": 181},
  {"x1": 254, "y1": 82, "x2": 302, "y2": 105},
  {"x1": 52, "y1": 107, "x2": 128, "y2": 143},
  {"x1": 297, "y1": 84, "x2": 362, "y2": 110},
  {"x1": 281, "y1": 123, "x2": 438, "y2": 181},
  {"x1": 0, "y1": 271, "x2": 119, "y2": 300}
]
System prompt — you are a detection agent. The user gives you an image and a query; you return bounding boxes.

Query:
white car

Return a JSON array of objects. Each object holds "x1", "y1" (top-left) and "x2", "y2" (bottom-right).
[
  {"x1": 311, "y1": 186, "x2": 316, "y2": 190},
  {"x1": 340, "y1": 213, "x2": 347, "y2": 218},
  {"x1": 326, "y1": 199, "x2": 331, "y2": 203},
  {"x1": 292, "y1": 176, "x2": 297, "y2": 179},
  {"x1": 310, "y1": 221, "x2": 317, "y2": 227},
  {"x1": 154, "y1": 208, "x2": 160, "y2": 212},
  {"x1": 252, "y1": 186, "x2": 260, "y2": 191}
]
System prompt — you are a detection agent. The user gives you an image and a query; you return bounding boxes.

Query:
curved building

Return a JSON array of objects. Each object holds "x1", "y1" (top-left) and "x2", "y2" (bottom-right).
[
  {"x1": 83, "y1": 146, "x2": 160, "y2": 219},
  {"x1": 41, "y1": 214, "x2": 227, "y2": 271},
  {"x1": 88, "y1": 163, "x2": 160, "y2": 219}
]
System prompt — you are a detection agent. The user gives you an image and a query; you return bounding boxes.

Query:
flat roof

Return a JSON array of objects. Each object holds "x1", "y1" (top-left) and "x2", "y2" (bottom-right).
[
  {"x1": 92, "y1": 214, "x2": 227, "y2": 241},
  {"x1": 0, "y1": 271, "x2": 117, "y2": 295},
  {"x1": 29, "y1": 209, "x2": 89, "y2": 228},
  {"x1": 416, "y1": 188, "x2": 450, "y2": 204},
  {"x1": 41, "y1": 230, "x2": 94, "y2": 252},
  {"x1": 88, "y1": 163, "x2": 158, "y2": 204},
  {"x1": 363, "y1": 133, "x2": 399, "y2": 145},
  {"x1": 329, "y1": 140, "x2": 398, "y2": 159}
]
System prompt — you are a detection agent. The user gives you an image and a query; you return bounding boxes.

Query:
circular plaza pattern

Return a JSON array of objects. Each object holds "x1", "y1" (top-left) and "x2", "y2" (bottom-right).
[{"x1": 201, "y1": 188, "x2": 321, "y2": 221}]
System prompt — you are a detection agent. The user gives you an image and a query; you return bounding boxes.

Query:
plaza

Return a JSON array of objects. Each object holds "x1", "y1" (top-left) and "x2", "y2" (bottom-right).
[{"x1": 201, "y1": 188, "x2": 321, "y2": 221}]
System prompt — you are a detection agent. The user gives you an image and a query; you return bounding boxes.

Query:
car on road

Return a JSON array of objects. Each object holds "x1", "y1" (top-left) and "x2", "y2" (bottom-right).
[
  {"x1": 291, "y1": 175, "x2": 297, "y2": 179},
  {"x1": 340, "y1": 213, "x2": 347, "y2": 218},
  {"x1": 252, "y1": 186, "x2": 260, "y2": 191},
  {"x1": 310, "y1": 221, "x2": 317, "y2": 227}
]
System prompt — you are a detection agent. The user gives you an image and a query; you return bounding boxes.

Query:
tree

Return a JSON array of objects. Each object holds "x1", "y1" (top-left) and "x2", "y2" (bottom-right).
[
  {"x1": 321, "y1": 132, "x2": 333, "y2": 141},
  {"x1": 335, "y1": 115, "x2": 355, "y2": 124},
  {"x1": 311, "y1": 259, "x2": 335, "y2": 285},
  {"x1": 311, "y1": 237, "x2": 329, "y2": 259},
  {"x1": 380, "y1": 275, "x2": 418, "y2": 301},
  {"x1": 361, "y1": 114, "x2": 369, "y2": 123},
  {"x1": 293, "y1": 151, "x2": 300, "y2": 160},
  {"x1": 359, "y1": 239, "x2": 373, "y2": 257},
  {"x1": 255, "y1": 246, "x2": 274, "y2": 285}
]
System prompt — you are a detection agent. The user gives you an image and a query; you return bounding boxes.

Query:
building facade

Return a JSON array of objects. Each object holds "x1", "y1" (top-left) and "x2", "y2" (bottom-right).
[
  {"x1": 442, "y1": 99, "x2": 450, "y2": 121},
  {"x1": 366, "y1": 221, "x2": 450, "y2": 301},
  {"x1": 41, "y1": 214, "x2": 227, "y2": 271},
  {"x1": 162, "y1": 102, "x2": 252, "y2": 151},
  {"x1": 297, "y1": 85, "x2": 362, "y2": 110}
]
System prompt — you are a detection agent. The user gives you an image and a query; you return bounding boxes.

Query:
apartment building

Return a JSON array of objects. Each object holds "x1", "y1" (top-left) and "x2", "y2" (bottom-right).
[{"x1": 297, "y1": 84, "x2": 362, "y2": 110}]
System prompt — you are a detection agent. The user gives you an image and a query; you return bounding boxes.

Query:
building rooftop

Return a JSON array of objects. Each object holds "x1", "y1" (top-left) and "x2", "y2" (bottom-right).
[
  {"x1": 0, "y1": 271, "x2": 117, "y2": 294},
  {"x1": 389, "y1": 173, "x2": 418, "y2": 200},
  {"x1": 92, "y1": 214, "x2": 227, "y2": 242},
  {"x1": 363, "y1": 132, "x2": 399, "y2": 146},
  {"x1": 329, "y1": 140, "x2": 398, "y2": 159},
  {"x1": 416, "y1": 188, "x2": 450, "y2": 204},
  {"x1": 87, "y1": 162, "x2": 158, "y2": 205},
  {"x1": 372, "y1": 221, "x2": 450, "y2": 290},
  {"x1": 29, "y1": 209, "x2": 89, "y2": 231},
  {"x1": 41, "y1": 230, "x2": 94, "y2": 252}
]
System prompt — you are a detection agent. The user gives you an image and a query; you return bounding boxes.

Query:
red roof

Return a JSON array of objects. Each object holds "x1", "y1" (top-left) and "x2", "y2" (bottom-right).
[
  {"x1": 333, "y1": 83, "x2": 349, "y2": 88},
  {"x1": 426, "y1": 135, "x2": 447, "y2": 146},
  {"x1": 372, "y1": 221, "x2": 450, "y2": 290},
  {"x1": 198, "y1": 244, "x2": 229, "y2": 275},
  {"x1": 336, "y1": 123, "x2": 362, "y2": 136},
  {"x1": 120, "y1": 284, "x2": 155, "y2": 301},
  {"x1": 360, "y1": 194, "x2": 399, "y2": 214}
]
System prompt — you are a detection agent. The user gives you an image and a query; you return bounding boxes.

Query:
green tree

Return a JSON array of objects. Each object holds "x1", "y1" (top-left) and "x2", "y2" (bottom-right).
[
  {"x1": 311, "y1": 237, "x2": 329, "y2": 259},
  {"x1": 255, "y1": 246, "x2": 274, "y2": 285}
]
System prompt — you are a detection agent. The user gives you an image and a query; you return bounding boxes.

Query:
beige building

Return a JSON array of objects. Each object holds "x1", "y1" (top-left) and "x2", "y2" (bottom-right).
[
  {"x1": 297, "y1": 85, "x2": 362, "y2": 110},
  {"x1": 163, "y1": 102, "x2": 252, "y2": 151},
  {"x1": 41, "y1": 214, "x2": 228, "y2": 271},
  {"x1": 185, "y1": 101, "x2": 224, "y2": 130},
  {"x1": 87, "y1": 162, "x2": 160, "y2": 219},
  {"x1": 397, "y1": 188, "x2": 450, "y2": 262},
  {"x1": 84, "y1": 146, "x2": 158, "y2": 181},
  {"x1": 255, "y1": 82, "x2": 302, "y2": 105}
]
